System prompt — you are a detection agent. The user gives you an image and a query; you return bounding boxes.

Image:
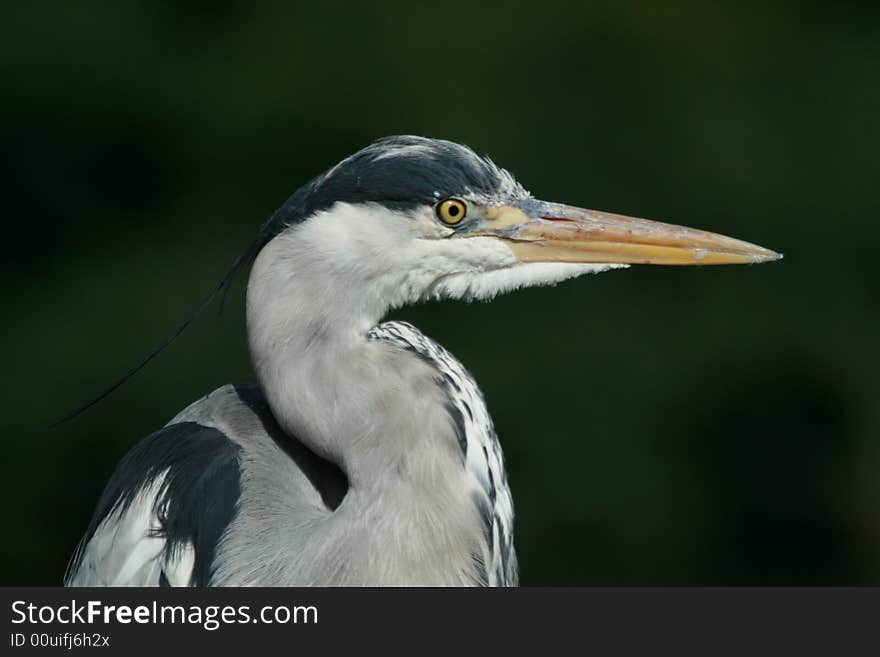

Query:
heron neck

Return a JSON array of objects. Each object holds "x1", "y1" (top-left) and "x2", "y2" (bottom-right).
[
  {"x1": 246, "y1": 231, "x2": 460, "y2": 487},
  {"x1": 244, "y1": 231, "x2": 489, "y2": 584}
]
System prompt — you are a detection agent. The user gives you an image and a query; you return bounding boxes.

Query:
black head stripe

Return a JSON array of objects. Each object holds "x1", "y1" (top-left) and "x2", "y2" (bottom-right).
[{"x1": 260, "y1": 135, "x2": 523, "y2": 242}]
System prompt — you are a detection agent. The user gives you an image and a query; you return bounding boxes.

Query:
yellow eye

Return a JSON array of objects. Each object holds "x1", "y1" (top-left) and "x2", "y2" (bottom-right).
[{"x1": 436, "y1": 198, "x2": 467, "y2": 225}]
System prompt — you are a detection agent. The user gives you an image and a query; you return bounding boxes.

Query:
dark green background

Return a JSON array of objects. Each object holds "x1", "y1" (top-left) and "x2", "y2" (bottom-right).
[{"x1": 3, "y1": 1, "x2": 878, "y2": 585}]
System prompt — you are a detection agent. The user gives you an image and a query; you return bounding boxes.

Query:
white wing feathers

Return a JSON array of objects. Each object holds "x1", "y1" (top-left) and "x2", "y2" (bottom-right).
[{"x1": 66, "y1": 471, "x2": 195, "y2": 587}]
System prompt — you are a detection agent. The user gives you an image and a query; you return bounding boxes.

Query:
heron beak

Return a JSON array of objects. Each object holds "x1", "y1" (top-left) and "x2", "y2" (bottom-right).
[{"x1": 473, "y1": 200, "x2": 782, "y2": 266}]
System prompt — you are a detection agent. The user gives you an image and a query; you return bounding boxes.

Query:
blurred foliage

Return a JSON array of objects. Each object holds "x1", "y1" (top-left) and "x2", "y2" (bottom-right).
[{"x1": 2, "y1": 0, "x2": 878, "y2": 585}]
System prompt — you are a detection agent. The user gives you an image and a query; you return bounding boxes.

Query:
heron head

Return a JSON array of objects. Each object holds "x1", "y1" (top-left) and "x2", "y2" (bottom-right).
[
  {"x1": 51, "y1": 136, "x2": 784, "y2": 424},
  {"x1": 257, "y1": 136, "x2": 780, "y2": 313}
]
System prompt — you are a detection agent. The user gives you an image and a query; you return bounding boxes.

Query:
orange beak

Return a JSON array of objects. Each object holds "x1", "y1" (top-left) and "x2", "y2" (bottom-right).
[{"x1": 470, "y1": 200, "x2": 781, "y2": 266}]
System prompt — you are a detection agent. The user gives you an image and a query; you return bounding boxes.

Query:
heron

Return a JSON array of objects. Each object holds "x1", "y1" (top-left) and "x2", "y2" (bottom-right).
[{"x1": 64, "y1": 136, "x2": 780, "y2": 586}]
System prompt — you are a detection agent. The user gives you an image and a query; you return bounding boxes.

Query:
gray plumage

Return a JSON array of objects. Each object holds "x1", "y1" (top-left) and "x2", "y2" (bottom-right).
[{"x1": 68, "y1": 321, "x2": 515, "y2": 586}]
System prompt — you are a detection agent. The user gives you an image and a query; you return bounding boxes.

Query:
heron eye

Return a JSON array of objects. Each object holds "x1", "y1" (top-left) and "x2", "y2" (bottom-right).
[{"x1": 436, "y1": 198, "x2": 467, "y2": 225}]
